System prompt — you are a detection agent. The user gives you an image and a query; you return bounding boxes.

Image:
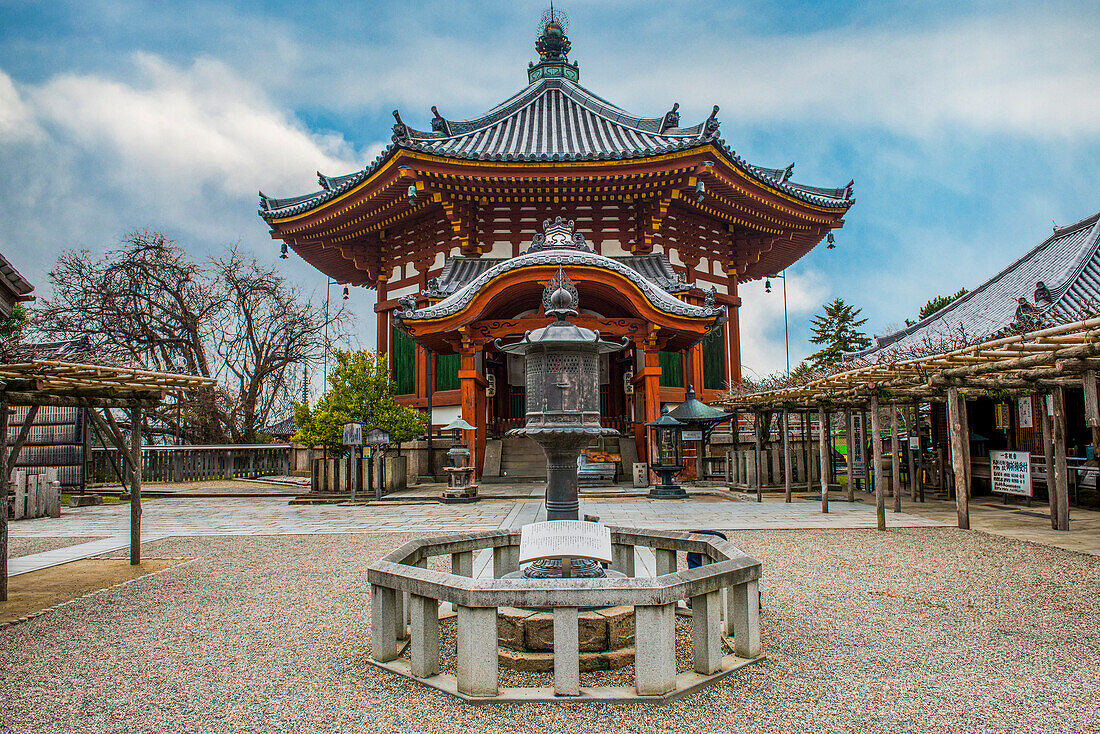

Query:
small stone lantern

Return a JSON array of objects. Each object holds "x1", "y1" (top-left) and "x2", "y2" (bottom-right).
[
  {"x1": 441, "y1": 417, "x2": 478, "y2": 504},
  {"x1": 647, "y1": 408, "x2": 686, "y2": 499}
]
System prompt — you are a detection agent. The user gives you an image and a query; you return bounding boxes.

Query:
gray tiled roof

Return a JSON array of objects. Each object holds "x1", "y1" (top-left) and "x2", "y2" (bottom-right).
[
  {"x1": 259, "y1": 77, "x2": 854, "y2": 219},
  {"x1": 0, "y1": 249, "x2": 34, "y2": 318},
  {"x1": 850, "y1": 211, "x2": 1100, "y2": 358},
  {"x1": 404, "y1": 249, "x2": 723, "y2": 323},
  {"x1": 425, "y1": 252, "x2": 691, "y2": 299}
]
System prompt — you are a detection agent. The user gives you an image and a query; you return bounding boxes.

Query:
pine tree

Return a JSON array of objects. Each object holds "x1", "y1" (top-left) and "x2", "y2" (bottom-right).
[{"x1": 807, "y1": 298, "x2": 872, "y2": 369}]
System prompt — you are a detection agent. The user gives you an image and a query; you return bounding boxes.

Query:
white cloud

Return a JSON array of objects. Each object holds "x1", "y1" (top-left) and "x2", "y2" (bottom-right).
[
  {"x1": 0, "y1": 72, "x2": 40, "y2": 141},
  {"x1": 609, "y1": 11, "x2": 1100, "y2": 139},
  {"x1": 737, "y1": 271, "x2": 829, "y2": 379},
  {"x1": 26, "y1": 53, "x2": 361, "y2": 201}
]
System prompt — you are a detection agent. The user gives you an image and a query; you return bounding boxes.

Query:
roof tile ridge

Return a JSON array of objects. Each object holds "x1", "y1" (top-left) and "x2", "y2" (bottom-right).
[
  {"x1": 863, "y1": 212, "x2": 1100, "y2": 352},
  {"x1": 409, "y1": 82, "x2": 560, "y2": 142},
  {"x1": 1051, "y1": 212, "x2": 1100, "y2": 306}
]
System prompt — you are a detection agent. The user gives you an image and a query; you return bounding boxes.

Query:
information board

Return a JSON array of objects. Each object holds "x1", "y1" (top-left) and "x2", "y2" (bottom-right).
[
  {"x1": 681, "y1": 430, "x2": 703, "y2": 441},
  {"x1": 1017, "y1": 397, "x2": 1033, "y2": 428},
  {"x1": 991, "y1": 450, "x2": 1032, "y2": 497},
  {"x1": 519, "y1": 520, "x2": 613, "y2": 564},
  {"x1": 342, "y1": 422, "x2": 362, "y2": 446}
]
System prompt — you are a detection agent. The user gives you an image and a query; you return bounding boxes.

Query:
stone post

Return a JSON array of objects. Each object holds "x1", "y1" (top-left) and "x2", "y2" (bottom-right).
[
  {"x1": 553, "y1": 606, "x2": 580, "y2": 696},
  {"x1": 634, "y1": 603, "x2": 676, "y2": 696},
  {"x1": 612, "y1": 543, "x2": 635, "y2": 576},
  {"x1": 729, "y1": 579, "x2": 761, "y2": 658},
  {"x1": 409, "y1": 594, "x2": 440, "y2": 678},
  {"x1": 691, "y1": 589, "x2": 722, "y2": 674},
  {"x1": 655, "y1": 548, "x2": 676, "y2": 576},
  {"x1": 371, "y1": 585, "x2": 399, "y2": 662},
  {"x1": 456, "y1": 605, "x2": 498, "y2": 697},
  {"x1": 452, "y1": 550, "x2": 474, "y2": 577}
]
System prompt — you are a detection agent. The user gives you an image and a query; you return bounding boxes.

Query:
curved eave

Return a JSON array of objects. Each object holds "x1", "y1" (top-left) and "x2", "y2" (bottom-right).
[
  {"x1": 396, "y1": 254, "x2": 723, "y2": 337},
  {"x1": 261, "y1": 142, "x2": 851, "y2": 235}
]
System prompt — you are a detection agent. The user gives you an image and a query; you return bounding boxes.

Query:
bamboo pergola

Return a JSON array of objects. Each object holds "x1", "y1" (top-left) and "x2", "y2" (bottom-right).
[
  {"x1": 719, "y1": 318, "x2": 1100, "y2": 533},
  {"x1": 0, "y1": 360, "x2": 215, "y2": 601}
]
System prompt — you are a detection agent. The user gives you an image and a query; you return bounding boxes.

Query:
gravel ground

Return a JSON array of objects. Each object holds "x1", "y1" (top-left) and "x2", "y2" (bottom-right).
[
  {"x1": 6, "y1": 536, "x2": 105, "y2": 558},
  {"x1": 0, "y1": 528, "x2": 1097, "y2": 734}
]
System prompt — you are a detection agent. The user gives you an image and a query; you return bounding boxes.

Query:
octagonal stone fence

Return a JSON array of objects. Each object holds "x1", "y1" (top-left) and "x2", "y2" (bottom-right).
[{"x1": 367, "y1": 528, "x2": 763, "y2": 703}]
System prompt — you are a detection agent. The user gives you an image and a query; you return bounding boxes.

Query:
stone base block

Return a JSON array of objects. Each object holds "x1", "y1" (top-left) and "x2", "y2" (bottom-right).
[
  {"x1": 68, "y1": 494, "x2": 103, "y2": 507},
  {"x1": 498, "y1": 647, "x2": 636, "y2": 672}
]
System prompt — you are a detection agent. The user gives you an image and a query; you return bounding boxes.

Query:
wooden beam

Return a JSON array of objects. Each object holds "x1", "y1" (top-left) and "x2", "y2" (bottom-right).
[
  {"x1": 818, "y1": 407, "x2": 829, "y2": 513},
  {"x1": 904, "y1": 406, "x2": 919, "y2": 503},
  {"x1": 130, "y1": 406, "x2": 142, "y2": 565},
  {"x1": 845, "y1": 409, "x2": 855, "y2": 502},
  {"x1": 1039, "y1": 396, "x2": 1057, "y2": 530},
  {"x1": 87, "y1": 408, "x2": 133, "y2": 468},
  {"x1": 782, "y1": 408, "x2": 792, "y2": 503},
  {"x1": 753, "y1": 412, "x2": 763, "y2": 502},
  {"x1": 4, "y1": 404, "x2": 40, "y2": 479},
  {"x1": 1051, "y1": 387, "x2": 1070, "y2": 532},
  {"x1": 890, "y1": 405, "x2": 901, "y2": 513},
  {"x1": 946, "y1": 387, "x2": 970, "y2": 530},
  {"x1": 870, "y1": 397, "x2": 884, "y2": 531},
  {"x1": 1, "y1": 398, "x2": 8, "y2": 602}
]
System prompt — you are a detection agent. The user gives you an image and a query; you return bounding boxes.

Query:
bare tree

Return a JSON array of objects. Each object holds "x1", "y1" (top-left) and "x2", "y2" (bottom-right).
[{"x1": 33, "y1": 231, "x2": 343, "y2": 443}]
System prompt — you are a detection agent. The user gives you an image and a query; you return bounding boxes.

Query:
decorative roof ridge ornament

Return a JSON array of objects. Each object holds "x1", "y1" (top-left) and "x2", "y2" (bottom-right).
[
  {"x1": 701, "y1": 105, "x2": 720, "y2": 139},
  {"x1": 430, "y1": 106, "x2": 451, "y2": 136},
  {"x1": 543, "y1": 265, "x2": 580, "y2": 320},
  {"x1": 529, "y1": 6, "x2": 580, "y2": 84},
  {"x1": 525, "y1": 216, "x2": 593, "y2": 254},
  {"x1": 391, "y1": 110, "x2": 410, "y2": 142},
  {"x1": 659, "y1": 102, "x2": 680, "y2": 133}
]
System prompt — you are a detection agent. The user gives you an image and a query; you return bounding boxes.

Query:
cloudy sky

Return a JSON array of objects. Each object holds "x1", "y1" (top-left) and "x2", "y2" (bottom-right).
[{"x1": 2, "y1": 0, "x2": 1098, "y2": 382}]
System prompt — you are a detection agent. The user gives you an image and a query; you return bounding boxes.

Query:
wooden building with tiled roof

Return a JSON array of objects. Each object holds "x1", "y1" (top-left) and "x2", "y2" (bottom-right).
[{"x1": 259, "y1": 12, "x2": 854, "y2": 475}]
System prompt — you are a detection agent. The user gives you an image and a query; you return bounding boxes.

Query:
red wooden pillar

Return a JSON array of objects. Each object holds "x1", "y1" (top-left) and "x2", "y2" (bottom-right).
[
  {"x1": 639, "y1": 345, "x2": 663, "y2": 470},
  {"x1": 376, "y1": 274, "x2": 389, "y2": 357},
  {"x1": 725, "y1": 267, "x2": 742, "y2": 388},
  {"x1": 458, "y1": 347, "x2": 488, "y2": 476}
]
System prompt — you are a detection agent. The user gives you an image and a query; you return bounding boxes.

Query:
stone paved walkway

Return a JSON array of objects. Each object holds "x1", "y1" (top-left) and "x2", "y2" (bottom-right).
[
  {"x1": 9, "y1": 496, "x2": 942, "y2": 540},
  {"x1": 6, "y1": 495, "x2": 941, "y2": 576}
]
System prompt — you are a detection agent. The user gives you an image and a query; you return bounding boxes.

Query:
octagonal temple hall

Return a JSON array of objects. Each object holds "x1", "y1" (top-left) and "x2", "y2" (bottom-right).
[{"x1": 259, "y1": 16, "x2": 854, "y2": 475}]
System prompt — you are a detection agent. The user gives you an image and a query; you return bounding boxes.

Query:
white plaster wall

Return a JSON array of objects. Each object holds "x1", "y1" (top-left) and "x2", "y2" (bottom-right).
[
  {"x1": 482, "y1": 241, "x2": 512, "y2": 259},
  {"x1": 432, "y1": 405, "x2": 461, "y2": 425}
]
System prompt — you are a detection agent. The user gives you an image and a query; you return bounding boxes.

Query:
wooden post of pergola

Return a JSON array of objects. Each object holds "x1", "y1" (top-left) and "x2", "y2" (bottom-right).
[
  {"x1": 0, "y1": 360, "x2": 214, "y2": 592},
  {"x1": 904, "y1": 406, "x2": 919, "y2": 502},
  {"x1": 1040, "y1": 397, "x2": 1057, "y2": 529},
  {"x1": 861, "y1": 409, "x2": 871, "y2": 492},
  {"x1": 817, "y1": 407, "x2": 829, "y2": 513},
  {"x1": 753, "y1": 412, "x2": 763, "y2": 502},
  {"x1": 845, "y1": 409, "x2": 855, "y2": 502},
  {"x1": 946, "y1": 387, "x2": 970, "y2": 530},
  {"x1": 803, "y1": 412, "x2": 813, "y2": 495},
  {"x1": 890, "y1": 405, "x2": 901, "y2": 513},
  {"x1": 1052, "y1": 387, "x2": 1071, "y2": 531},
  {"x1": 870, "y1": 396, "x2": 885, "y2": 531},
  {"x1": 1084, "y1": 371, "x2": 1100, "y2": 454},
  {"x1": 782, "y1": 408, "x2": 792, "y2": 503}
]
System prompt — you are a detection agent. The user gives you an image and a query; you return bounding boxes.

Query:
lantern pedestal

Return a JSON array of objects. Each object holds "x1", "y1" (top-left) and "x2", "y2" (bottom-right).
[
  {"x1": 440, "y1": 426, "x2": 480, "y2": 504},
  {"x1": 648, "y1": 466, "x2": 686, "y2": 499}
]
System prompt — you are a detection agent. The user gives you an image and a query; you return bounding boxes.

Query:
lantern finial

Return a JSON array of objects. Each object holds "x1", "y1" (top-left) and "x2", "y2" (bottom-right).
[{"x1": 543, "y1": 265, "x2": 579, "y2": 320}]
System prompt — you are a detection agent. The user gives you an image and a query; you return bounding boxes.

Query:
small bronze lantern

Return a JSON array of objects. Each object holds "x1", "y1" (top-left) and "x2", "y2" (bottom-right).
[
  {"x1": 441, "y1": 417, "x2": 478, "y2": 504},
  {"x1": 647, "y1": 408, "x2": 686, "y2": 499}
]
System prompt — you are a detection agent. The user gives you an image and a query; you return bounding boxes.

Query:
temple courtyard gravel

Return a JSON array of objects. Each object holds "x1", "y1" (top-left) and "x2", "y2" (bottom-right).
[{"x1": 1, "y1": 498, "x2": 1098, "y2": 733}]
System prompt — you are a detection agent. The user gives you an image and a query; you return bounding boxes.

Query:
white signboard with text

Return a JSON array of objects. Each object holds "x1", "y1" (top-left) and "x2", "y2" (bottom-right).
[
  {"x1": 342, "y1": 422, "x2": 363, "y2": 446},
  {"x1": 851, "y1": 413, "x2": 865, "y2": 473},
  {"x1": 991, "y1": 450, "x2": 1032, "y2": 497},
  {"x1": 681, "y1": 430, "x2": 703, "y2": 441},
  {"x1": 519, "y1": 521, "x2": 613, "y2": 564}
]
